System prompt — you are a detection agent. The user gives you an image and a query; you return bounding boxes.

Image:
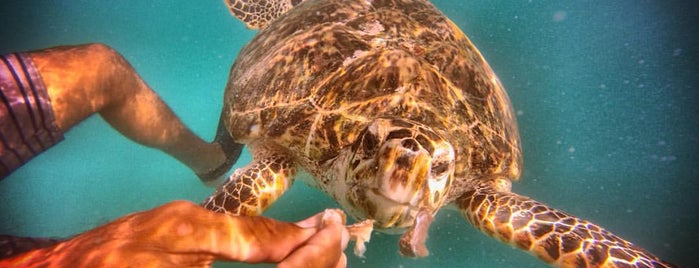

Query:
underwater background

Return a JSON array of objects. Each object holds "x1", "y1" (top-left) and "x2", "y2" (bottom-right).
[{"x1": 1, "y1": 0, "x2": 697, "y2": 267}]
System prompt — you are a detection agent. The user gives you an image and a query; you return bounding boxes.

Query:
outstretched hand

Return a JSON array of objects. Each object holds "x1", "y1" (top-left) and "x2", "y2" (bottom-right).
[{"x1": 1, "y1": 201, "x2": 350, "y2": 268}]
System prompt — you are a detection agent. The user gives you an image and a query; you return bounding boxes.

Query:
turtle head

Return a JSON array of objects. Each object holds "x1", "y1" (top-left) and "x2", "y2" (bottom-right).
[{"x1": 339, "y1": 118, "x2": 454, "y2": 231}]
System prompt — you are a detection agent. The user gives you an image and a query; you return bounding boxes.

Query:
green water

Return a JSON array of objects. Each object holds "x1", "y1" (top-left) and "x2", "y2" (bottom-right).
[{"x1": 1, "y1": 1, "x2": 697, "y2": 267}]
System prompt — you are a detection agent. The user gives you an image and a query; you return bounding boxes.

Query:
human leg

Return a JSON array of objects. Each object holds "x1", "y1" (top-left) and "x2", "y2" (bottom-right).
[{"x1": 26, "y1": 43, "x2": 231, "y2": 182}]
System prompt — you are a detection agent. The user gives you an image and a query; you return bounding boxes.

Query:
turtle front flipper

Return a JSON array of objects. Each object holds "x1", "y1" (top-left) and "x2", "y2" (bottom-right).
[
  {"x1": 454, "y1": 179, "x2": 675, "y2": 268},
  {"x1": 224, "y1": 0, "x2": 308, "y2": 30},
  {"x1": 202, "y1": 142, "x2": 295, "y2": 216}
]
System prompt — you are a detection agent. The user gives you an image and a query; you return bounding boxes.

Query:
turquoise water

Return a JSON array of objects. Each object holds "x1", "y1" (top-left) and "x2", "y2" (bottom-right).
[{"x1": 1, "y1": 0, "x2": 697, "y2": 267}]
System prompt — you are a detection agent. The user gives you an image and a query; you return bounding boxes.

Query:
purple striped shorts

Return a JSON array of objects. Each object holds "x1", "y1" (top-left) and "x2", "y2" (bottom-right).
[{"x1": 0, "y1": 53, "x2": 63, "y2": 179}]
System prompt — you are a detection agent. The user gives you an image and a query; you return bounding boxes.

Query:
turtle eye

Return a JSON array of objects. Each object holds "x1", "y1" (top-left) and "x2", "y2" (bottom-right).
[
  {"x1": 362, "y1": 131, "x2": 378, "y2": 155},
  {"x1": 431, "y1": 161, "x2": 449, "y2": 177}
]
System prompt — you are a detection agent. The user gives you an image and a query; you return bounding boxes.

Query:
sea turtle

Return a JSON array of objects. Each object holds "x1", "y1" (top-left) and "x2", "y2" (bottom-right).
[{"x1": 202, "y1": 0, "x2": 674, "y2": 266}]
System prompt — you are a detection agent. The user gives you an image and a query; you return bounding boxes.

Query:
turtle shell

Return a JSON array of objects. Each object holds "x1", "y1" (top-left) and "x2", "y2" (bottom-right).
[{"x1": 221, "y1": 0, "x2": 521, "y2": 183}]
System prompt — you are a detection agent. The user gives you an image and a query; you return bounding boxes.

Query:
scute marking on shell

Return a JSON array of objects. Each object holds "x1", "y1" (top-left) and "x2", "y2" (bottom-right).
[{"x1": 223, "y1": 0, "x2": 520, "y2": 183}]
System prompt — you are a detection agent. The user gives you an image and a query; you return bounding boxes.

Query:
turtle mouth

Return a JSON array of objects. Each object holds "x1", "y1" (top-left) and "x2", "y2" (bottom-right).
[
  {"x1": 367, "y1": 188, "x2": 422, "y2": 229},
  {"x1": 371, "y1": 188, "x2": 414, "y2": 206},
  {"x1": 366, "y1": 188, "x2": 435, "y2": 257}
]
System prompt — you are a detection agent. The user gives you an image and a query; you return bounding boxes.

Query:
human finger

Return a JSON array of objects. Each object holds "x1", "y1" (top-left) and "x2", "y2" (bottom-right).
[
  {"x1": 150, "y1": 202, "x2": 317, "y2": 263},
  {"x1": 294, "y1": 211, "x2": 325, "y2": 229},
  {"x1": 278, "y1": 210, "x2": 349, "y2": 268}
]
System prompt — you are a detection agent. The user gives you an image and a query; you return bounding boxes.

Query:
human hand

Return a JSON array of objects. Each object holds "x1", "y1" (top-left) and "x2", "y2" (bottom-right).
[
  {"x1": 1, "y1": 201, "x2": 354, "y2": 267},
  {"x1": 278, "y1": 208, "x2": 350, "y2": 268}
]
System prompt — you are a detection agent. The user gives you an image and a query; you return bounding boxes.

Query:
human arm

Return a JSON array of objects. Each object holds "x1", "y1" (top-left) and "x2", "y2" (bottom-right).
[{"x1": 1, "y1": 201, "x2": 350, "y2": 268}]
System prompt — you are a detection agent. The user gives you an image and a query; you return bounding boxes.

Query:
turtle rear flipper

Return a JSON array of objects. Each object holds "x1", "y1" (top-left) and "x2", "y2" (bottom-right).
[
  {"x1": 224, "y1": 0, "x2": 307, "y2": 29},
  {"x1": 454, "y1": 179, "x2": 676, "y2": 268}
]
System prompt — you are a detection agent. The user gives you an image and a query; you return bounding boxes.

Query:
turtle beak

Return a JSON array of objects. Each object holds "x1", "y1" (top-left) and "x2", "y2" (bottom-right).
[
  {"x1": 376, "y1": 140, "x2": 431, "y2": 207},
  {"x1": 366, "y1": 137, "x2": 450, "y2": 228},
  {"x1": 376, "y1": 137, "x2": 453, "y2": 212}
]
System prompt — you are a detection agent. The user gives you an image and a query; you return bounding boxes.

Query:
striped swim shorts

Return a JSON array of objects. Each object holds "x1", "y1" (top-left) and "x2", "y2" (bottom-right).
[{"x1": 0, "y1": 53, "x2": 63, "y2": 179}]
